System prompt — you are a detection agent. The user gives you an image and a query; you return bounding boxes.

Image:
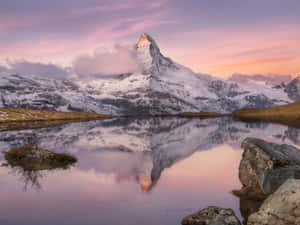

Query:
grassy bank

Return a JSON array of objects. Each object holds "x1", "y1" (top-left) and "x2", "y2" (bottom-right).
[
  {"x1": 0, "y1": 107, "x2": 116, "y2": 123},
  {"x1": 0, "y1": 120, "x2": 102, "y2": 132},
  {"x1": 233, "y1": 102, "x2": 300, "y2": 127}
]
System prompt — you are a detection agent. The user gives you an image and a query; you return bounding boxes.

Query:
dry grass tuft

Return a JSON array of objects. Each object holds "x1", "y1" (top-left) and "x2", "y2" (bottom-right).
[
  {"x1": 233, "y1": 102, "x2": 300, "y2": 127},
  {"x1": 0, "y1": 107, "x2": 116, "y2": 123}
]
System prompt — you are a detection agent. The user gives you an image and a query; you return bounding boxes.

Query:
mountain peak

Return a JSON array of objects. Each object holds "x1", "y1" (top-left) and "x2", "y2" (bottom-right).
[
  {"x1": 136, "y1": 33, "x2": 159, "y2": 50},
  {"x1": 136, "y1": 33, "x2": 176, "y2": 74},
  {"x1": 139, "y1": 33, "x2": 150, "y2": 42}
]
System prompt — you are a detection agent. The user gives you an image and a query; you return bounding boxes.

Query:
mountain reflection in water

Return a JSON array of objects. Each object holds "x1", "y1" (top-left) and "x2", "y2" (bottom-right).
[{"x1": 0, "y1": 117, "x2": 299, "y2": 225}]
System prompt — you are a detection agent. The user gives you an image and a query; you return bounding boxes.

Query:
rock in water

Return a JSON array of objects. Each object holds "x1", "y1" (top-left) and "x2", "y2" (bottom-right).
[
  {"x1": 181, "y1": 206, "x2": 241, "y2": 225},
  {"x1": 3, "y1": 144, "x2": 77, "y2": 171},
  {"x1": 247, "y1": 179, "x2": 300, "y2": 225},
  {"x1": 239, "y1": 138, "x2": 300, "y2": 195}
]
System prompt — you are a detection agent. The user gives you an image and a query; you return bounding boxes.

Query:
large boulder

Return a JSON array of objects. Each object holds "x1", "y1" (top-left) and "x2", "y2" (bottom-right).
[
  {"x1": 247, "y1": 179, "x2": 300, "y2": 225},
  {"x1": 239, "y1": 138, "x2": 300, "y2": 195},
  {"x1": 181, "y1": 206, "x2": 241, "y2": 225}
]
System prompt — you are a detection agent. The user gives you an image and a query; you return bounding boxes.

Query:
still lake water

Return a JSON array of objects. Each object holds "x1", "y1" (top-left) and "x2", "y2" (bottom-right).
[{"x1": 0, "y1": 117, "x2": 299, "y2": 225}]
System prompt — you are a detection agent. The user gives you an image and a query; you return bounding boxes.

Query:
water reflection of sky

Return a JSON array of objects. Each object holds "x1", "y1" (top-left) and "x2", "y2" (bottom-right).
[
  {"x1": 0, "y1": 145, "x2": 242, "y2": 225},
  {"x1": 0, "y1": 117, "x2": 299, "y2": 225}
]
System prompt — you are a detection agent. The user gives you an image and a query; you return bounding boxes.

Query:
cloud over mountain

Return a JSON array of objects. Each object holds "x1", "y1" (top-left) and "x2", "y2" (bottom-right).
[
  {"x1": 72, "y1": 44, "x2": 141, "y2": 79},
  {"x1": 228, "y1": 73, "x2": 293, "y2": 85},
  {"x1": 0, "y1": 65, "x2": 8, "y2": 72},
  {"x1": 1, "y1": 60, "x2": 70, "y2": 79}
]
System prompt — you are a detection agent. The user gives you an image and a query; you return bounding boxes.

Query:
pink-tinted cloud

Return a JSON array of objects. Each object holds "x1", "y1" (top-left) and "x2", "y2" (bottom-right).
[
  {"x1": 0, "y1": 10, "x2": 173, "y2": 61},
  {"x1": 0, "y1": 19, "x2": 30, "y2": 33},
  {"x1": 208, "y1": 56, "x2": 300, "y2": 78},
  {"x1": 147, "y1": 0, "x2": 169, "y2": 9},
  {"x1": 0, "y1": 0, "x2": 299, "y2": 78},
  {"x1": 161, "y1": 23, "x2": 300, "y2": 77},
  {"x1": 229, "y1": 74, "x2": 293, "y2": 85},
  {"x1": 5, "y1": 59, "x2": 70, "y2": 79},
  {"x1": 231, "y1": 41, "x2": 300, "y2": 58},
  {"x1": 86, "y1": 12, "x2": 175, "y2": 42},
  {"x1": 0, "y1": 0, "x2": 169, "y2": 39},
  {"x1": 72, "y1": 44, "x2": 141, "y2": 78},
  {"x1": 0, "y1": 11, "x2": 52, "y2": 35},
  {"x1": 70, "y1": 0, "x2": 169, "y2": 16},
  {"x1": 226, "y1": 56, "x2": 297, "y2": 67}
]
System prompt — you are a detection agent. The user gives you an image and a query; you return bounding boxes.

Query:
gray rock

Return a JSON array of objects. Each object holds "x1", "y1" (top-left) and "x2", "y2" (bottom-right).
[
  {"x1": 181, "y1": 206, "x2": 241, "y2": 225},
  {"x1": 243, "y1": 94, "x2": 277, "y2": 109},
  {"x1": 208, "y1": 80, "x2": 248, "y2": 98},
  {"x1": 285, "y1": 76, "x2": 300, "y2": 101},
  {"x1": 259, "y1": 168, "x2": 300, "y2": 195},
  {"x1": 247, "y1": 179, "x2": 300, "y2": 225},
  {"x1": 238, "y1": 138, "x2": 300, "y2": 195}
]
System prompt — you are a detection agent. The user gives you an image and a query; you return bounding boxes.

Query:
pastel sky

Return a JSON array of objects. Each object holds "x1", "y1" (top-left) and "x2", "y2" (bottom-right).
[{"x1": 0, "y1": 0, "x2": 300, "y2": 78}]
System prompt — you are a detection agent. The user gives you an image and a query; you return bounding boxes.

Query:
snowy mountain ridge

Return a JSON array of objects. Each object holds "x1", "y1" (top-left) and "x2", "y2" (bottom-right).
[{"x1": 0, "y1": 33, "x2": 297, "y2": 115}]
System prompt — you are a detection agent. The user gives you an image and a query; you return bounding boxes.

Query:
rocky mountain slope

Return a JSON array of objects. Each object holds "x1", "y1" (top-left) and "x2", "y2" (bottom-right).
[{"x1": 0, "y1": 33, "x2": 297, "y2": 115}]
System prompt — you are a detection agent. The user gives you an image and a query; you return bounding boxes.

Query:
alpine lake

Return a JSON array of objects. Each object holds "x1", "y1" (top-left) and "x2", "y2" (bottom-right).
[{"x1": 0, "y1": 116, "x2": 299, "y2": 225}]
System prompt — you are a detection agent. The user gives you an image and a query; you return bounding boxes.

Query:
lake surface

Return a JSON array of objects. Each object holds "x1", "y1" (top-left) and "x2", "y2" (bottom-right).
[{"x1": 0, "y1": 117, "x2": 299, "y2": 225}]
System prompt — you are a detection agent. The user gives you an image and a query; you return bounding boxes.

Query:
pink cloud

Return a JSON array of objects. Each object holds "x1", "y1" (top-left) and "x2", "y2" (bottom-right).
[
  {"x1": 0, "y1": 13, "x2": 60, "y2": 35},
  {"x1": 69, "y1": 0, "x2": 169, "y2": 16},
  {"x1": 70, "y1": 3, "x2": 135, "y2": 16},
  {"x1": 0, "y1": 10, "x2": 174, "y2": 63},
  {"x1": 210, "y1": 56, "x2": 300, "y2": 78},
  {"x1": 72, "y1": 44, "x2": 141, "y2": 78},
  {"x1": 225, "y1": 56, "x2": 297, "y2": 67},
  {"x1": 160, "y1": 22, "x2": 300, "y2": 77},
  {"x1": 87, "y1": 17, "x2": 175, "y2": 42},
  {"x1": 0, "y1": 19, "x2": 30, "y2": 33},
  {"x1": 0, "y1": 0, "x2": 170, "y2": 37},
  {"x1": 232, "y1": 42, "x2": 300, "y2": 57},
  {"x1": 147, "y1": 0, "x2": 169, "y2": 9}
]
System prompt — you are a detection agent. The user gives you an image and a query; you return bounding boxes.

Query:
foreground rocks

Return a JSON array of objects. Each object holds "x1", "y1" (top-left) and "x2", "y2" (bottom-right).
[
  {"x1": 248, "y1": 179, "x2": 300, "y2": 225},
  {"x1": 239, "y1": 138, "x2": 300, "y2": 195},
  {"x1": 183, "y1": 138, "x2": 300, "y2": 225},
  {"x1": 181, "y1": 206, "x2": 241, "y2": 225},
  {"x1": 236, "y1": 138, "x2": 300, "y2": 224}
]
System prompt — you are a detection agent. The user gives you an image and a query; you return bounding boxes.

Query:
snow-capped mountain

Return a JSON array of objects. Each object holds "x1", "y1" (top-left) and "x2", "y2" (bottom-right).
[{"x1": 0, "y1": 33, "x2": 297, "y2": 115}]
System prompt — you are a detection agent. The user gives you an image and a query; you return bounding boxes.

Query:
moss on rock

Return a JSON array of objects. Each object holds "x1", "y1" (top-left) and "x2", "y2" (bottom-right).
[{"x1": 3, "y1": 145, "x2": 77, "y2": 171}]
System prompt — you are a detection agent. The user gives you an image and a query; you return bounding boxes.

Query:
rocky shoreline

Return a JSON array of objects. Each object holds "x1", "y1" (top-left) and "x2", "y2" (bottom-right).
[{"x1": 182, "y1": 138, "x2": 300, "y2": 225}]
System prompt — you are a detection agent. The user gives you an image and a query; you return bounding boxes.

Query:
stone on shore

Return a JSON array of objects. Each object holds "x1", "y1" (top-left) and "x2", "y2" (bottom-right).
[
  {"x1": 247, "y1": 179, "x2": 300, "y2": 225},
  {"x1": 239, "y1": 138, "x2": 300, "y2": 195},
  {"x1": 181, "y1": 206, "x2": 241, "y2": 225}
]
